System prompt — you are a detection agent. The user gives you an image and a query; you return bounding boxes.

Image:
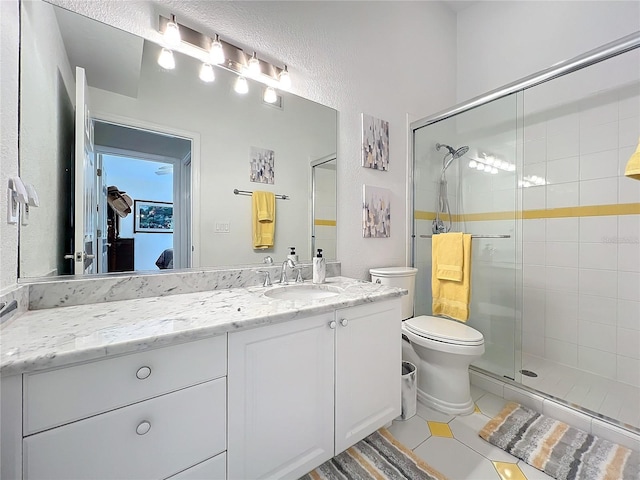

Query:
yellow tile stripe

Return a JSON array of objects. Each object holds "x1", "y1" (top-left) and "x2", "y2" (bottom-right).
[
  {"x1": 415, "y1": 202, "x2": 640, "y2": 222},
  {"x1": 314, "y1": 219, "x2": 336, "y2": 226}
]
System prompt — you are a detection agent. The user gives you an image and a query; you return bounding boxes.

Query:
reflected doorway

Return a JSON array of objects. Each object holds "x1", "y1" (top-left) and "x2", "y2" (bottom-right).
[
  {"x1": 93, "y1": 120, "x2": 192, "y2": 273},
  {"x1": 310, "y1": 155, "x2": 337, "y2": 259}
]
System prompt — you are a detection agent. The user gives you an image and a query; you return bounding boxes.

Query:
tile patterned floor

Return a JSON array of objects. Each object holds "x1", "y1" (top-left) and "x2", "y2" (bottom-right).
[
  {"x1": 521, "y1": 353, "x2": 640, "y2": 429},
  {"x1": 387, "y1": 386, "x2": 555, "y2": 480}
]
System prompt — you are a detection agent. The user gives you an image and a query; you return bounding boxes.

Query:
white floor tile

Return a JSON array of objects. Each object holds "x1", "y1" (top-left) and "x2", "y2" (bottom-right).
[
  {"x1": 387, "y1": 415, "x2": 431, "y2": 450},
  {"x1": 416, "y1": 401, "x2": 455, "y2": 423},
  {"x1": 449, "y1": 412, "x2": 520, "y2": 463},
  {"x1": 517, "y1": 460, "x2": 555, "y2": 480},
  {"x1": 475, "y1": 393, "x2": 508, "y2": 418},
  {"x1": 413, "y1": 436, "x2": 501, "y2": 480}
]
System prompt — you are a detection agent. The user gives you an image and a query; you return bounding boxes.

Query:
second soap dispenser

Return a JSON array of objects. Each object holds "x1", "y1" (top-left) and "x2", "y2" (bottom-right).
[{"x1": 312, "y1": 249, "x2": 326, "y2": 284}]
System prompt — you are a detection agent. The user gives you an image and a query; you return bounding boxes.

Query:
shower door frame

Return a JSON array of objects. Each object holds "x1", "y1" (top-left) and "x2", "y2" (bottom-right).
[{"x1": 408, "y1": 30, "x2": 640, "y2": 421}]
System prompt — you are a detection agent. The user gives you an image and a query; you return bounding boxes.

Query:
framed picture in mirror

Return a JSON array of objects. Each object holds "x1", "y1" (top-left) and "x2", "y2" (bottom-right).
[{"x1": 134, "y1": 200, "x2": 174, "y2": 233}]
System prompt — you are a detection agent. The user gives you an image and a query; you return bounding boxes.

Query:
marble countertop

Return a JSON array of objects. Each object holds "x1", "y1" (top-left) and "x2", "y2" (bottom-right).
[{"x1": 0, "y1": 277, "x2": 405, "y2": 376}]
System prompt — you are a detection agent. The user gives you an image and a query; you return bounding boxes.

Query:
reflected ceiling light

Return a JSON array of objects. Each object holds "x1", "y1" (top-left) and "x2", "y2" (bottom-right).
[
  {"x1": 491, "y1": 167, "x2": 498, "y2": 174},
  {"x1": 476, "y1": 163, "x2": 485, "y2": 171},
  {"x1": 199, "y1": 63, "x2": 215, "y2": 82},
  {"x1": 263, "y1": 86, "x2": 277, "y2": 103},
  {"x1": 157, "y1": 48, "x2": 175, "y2": 69},
  {"x1": 247, "y1": 52, "x2": 261, "y2": 77},
  {"x1": 234, "y1": 75, "x2": 249, "y2": 94},
  {"x1": 163, "y1": 14, "x2": 181, "y2": 48},
  {"x1": 468, "y1": 160, "x2": 477, "y2": 168},
  {"x1": 209, "y1": 34, "x2": 225, "y2": 65},
  {"x1": 279, "y1": 65, "x2": 291, "y2": 90},
  {"x1": 508, "y1": 163, "x2": 516, "y2": 171}
]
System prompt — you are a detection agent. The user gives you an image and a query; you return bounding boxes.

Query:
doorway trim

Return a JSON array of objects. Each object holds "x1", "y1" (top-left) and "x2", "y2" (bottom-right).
[{"x1": 92, "y1": 111, "x2": 201, "y2": 269}]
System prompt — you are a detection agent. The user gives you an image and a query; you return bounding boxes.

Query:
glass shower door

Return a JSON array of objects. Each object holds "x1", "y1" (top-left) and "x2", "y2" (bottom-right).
[{"x1": 412, "y1": 93, "x2": 521, "y2": 381}]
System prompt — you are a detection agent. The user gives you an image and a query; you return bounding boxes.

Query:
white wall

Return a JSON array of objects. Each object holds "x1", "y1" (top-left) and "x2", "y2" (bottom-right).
[
  {"x1": 0, "y1": 0, "x2": 20, "y2": 291},
  {"x1": 457, "y1": 0, "x2": 640, "y2": 102}
]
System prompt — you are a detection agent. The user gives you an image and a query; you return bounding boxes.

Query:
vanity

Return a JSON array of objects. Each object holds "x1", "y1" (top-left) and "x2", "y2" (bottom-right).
[{"x1": 0, "y1": 275, "x2": 404, "y2": 479}]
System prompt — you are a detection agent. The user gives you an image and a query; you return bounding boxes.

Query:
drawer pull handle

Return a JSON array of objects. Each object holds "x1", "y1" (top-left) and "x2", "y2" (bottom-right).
[
  {"x1": 340, "y1": 318, "x2": 348, "y2": 327},
  {"x1": 136, "y1": 421, "x2": 151, "y2": 435},
  {"x1": 136, "y1": 366, "x2": 152, "y2": 380},
  {"x1": 329, "y1": 321, "x2": 336, "y2": 329}
]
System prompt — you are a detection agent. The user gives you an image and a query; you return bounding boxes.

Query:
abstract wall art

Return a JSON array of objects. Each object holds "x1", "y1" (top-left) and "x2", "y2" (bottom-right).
[
  {"x1": 361, "y1": 113, "x2": 389, "y2": 171},
  {"x1": 249, "y1": 146, "x2": 275, "y2": 184},
  {"x1": 362, "y1": 184, "x2": 391, "y2": 238}
]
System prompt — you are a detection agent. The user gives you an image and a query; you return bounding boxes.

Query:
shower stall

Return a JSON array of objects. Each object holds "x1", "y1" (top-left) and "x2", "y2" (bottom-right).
[{"x1": 411, "y1": 32, "x2": 640, "y2": 432}]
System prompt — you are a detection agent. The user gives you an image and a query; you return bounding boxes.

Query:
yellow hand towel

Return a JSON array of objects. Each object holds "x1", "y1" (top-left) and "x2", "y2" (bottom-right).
[
  {"x1": 432, "y1": 233, "x2": 472, "y2": 321},
  {"x1": 434, "y1": 232, "x2": 464, "y2": 281},
  {"x1": 624, "y1": 137, "x2": 640, "y2": 180},
  {"x1": 252, "y1": 191, "x2": 275, "y2": 249}
]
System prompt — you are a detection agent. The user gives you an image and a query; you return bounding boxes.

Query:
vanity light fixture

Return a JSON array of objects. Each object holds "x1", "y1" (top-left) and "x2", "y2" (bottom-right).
[
  {"x1": 247, "y1": 52, "x2": 261, "y2": 77},
  {"x1": 209, "y1": 34, "x2": 225, "y2": 65},
  {"x1": 279, "y1": 65, "x2": 291, "y2": 90},
  {"x1": 163, "y1": 14, "x2": 181, "y2": 48},
  {"x1": 199, "y1": 63, "x2": 215, "y2": 82},
  {"x1": 157, "y1": 48, "x2": 176, "y2": 70},
  {"x1": 234, "y1": 76, "x2": 249, "y2": 94},
  {"x1": 263, "y1": 86, "x2": 277, "y2": 103},
  {"x1": 158, "y1": 15, "x2": 291, "y2": 93}
]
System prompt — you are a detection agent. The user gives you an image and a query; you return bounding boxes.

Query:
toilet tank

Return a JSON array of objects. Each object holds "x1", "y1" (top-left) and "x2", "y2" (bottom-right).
[{"x1": 369, "y1": 267, "x2": 418, "y2": 320}]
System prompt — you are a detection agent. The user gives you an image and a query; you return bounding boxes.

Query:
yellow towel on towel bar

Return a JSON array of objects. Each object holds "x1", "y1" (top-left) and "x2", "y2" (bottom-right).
[
  {"x1": 252, "y1": 191, "x2": 275, "y2": 249},
  {"x1": 432, "y1": 233, "x2": 472, "y2": 321}
]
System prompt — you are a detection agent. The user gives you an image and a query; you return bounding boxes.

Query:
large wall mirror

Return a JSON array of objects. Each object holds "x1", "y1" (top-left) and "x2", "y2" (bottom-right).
[{"x1": 19, "y1": 0, "x2": 337, "y2": 280}]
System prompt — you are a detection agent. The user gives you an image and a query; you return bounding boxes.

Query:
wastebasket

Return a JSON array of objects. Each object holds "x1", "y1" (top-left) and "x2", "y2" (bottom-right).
[{"x1": 401, "y1": 361, "x2": 417, "y2": 420}]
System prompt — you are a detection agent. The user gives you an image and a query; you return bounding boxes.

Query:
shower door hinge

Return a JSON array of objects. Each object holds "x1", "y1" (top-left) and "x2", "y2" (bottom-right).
[{"x1": 97, "y1": 168, "x2": 102, "y2": 176}]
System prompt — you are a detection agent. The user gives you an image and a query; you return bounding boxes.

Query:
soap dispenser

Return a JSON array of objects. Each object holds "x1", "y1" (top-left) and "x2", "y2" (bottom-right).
[
  {"x1": 312, "y1": 249, "x2": 326, "y2": 284},
  {"x1": 287, "y1": 247, "x2": 298, "y2": 263}
]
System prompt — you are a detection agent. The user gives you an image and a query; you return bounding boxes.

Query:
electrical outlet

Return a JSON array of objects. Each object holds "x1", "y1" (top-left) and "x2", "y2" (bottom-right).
[{"x1": 215, "y1": 222, "x2": 230, "y2": 233}]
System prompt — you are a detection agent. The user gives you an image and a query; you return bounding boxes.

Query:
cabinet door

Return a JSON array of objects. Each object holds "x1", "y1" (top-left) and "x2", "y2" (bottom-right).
[
  {"x1": 334, "y1": 299, "x2": 402, "y2": 454},
  {"x1": 228, "y1": 313, "x2": 335, "y2": 480}
]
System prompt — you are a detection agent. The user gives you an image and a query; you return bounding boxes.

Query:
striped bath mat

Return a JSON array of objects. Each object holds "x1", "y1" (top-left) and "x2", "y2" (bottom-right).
[
  {"x1": 299, "y1": 428, "x2": 447, "y2": 480},
  {"x1": 480, "y1": 402, "x2": 640, "y2": 480}
]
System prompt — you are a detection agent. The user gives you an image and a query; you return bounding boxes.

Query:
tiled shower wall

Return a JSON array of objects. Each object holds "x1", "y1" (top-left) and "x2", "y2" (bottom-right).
[{"x1": 521, "y1": 50, "x2": 640, "y2": 387}]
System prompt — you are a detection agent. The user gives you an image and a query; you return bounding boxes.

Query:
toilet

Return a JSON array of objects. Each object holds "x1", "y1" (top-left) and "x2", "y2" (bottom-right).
[{"x1": 370, "y1": 267, "x2": 485, "y2": 416}]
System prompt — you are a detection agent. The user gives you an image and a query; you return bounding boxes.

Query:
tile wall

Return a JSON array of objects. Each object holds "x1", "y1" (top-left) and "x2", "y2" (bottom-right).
[{"x1": 521, "y1": 50, "x2": 640, "y2": 387}]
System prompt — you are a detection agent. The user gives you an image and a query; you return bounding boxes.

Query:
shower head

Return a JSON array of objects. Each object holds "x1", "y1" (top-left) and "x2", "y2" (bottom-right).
[{"x1": 437, "y1": 143, "x2": 469, "y2": 172}]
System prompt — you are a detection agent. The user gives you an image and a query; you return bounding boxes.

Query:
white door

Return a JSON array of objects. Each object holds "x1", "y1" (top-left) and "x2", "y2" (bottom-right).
[
  {"x1": 74, "y1": 67, "x2": 97, "y2": 274},
  {"x1": 334, "y1": 299, "x2": 402, "y2": 454},
  {"x1": 228, "y1": 313, "x2": 335, "y2": 480}
]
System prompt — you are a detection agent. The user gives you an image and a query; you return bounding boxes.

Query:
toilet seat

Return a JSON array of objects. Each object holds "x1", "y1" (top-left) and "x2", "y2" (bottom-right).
[{"x1": 404, "y1": 315, "x2": 484, "y2": 346}]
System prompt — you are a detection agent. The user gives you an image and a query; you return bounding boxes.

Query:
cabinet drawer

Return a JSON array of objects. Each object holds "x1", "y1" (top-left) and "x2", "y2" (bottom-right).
[
  {"x1": 24, "y1": 334, "x2": 226, "y2": 434},
  {"x1": 24, "y1": 378, "x2": 226, "y2": 480},
  {"x1": 167, "y1": 452, "x2": 226, "y2": 479}
]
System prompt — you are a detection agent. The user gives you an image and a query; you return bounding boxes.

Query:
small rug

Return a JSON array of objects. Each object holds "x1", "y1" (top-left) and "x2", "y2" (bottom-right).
[
  {"x1": 299, "y1": 428, "x2": 447, "y2": 480},
  {"x1": 480, "y1": 401, "x2": 640, "y2": 480}
]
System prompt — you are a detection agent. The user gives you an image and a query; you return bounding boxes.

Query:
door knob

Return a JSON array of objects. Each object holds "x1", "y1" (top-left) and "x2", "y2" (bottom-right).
[
  {"x1": 329, "y1": 321, "x2": 336, "y2": 329},
  {"x1": 340, "y1": 318, "x2": 348, "y2": 327}
]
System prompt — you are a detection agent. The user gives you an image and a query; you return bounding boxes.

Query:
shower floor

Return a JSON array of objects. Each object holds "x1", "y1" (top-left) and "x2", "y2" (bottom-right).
[{"x1": 521, "y1": 353, "x2": 640, "y2": 430}]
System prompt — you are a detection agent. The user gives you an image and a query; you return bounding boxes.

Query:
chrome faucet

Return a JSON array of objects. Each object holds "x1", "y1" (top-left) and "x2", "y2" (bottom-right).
[{"x1": 279, "y1": 259, "x2": 296, "y2": 284}]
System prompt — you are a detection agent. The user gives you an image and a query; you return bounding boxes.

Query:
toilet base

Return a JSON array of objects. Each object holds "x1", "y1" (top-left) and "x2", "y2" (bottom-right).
[{"x1": 418, "y1": 388, "x2": 474, "y2": 415}]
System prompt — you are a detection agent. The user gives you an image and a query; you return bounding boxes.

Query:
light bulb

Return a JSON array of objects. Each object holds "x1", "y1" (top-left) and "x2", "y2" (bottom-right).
[
  {"x1": 199, "y1": 63, "x2": 215, "y2": 83},
  {"x1": 491, "y1": 167, "x2": 498, "y2": 174},
  {"x1": 234, "y1": 75, "x2": 249, "y2": 94},
  {"x1": 279, "y1": 65, "x2": 291, "y2": 90},
  {"x1": 247, "y1": 52, "x2": 261, "y2": 77},
  {"x1": 468, "y1": 160, "x2": 477, "y2": 168},
  {"x1": 164, "y1": 16, "x2": 181, "y2": 48},
  {"x1": 508, "y1": 163, "x2": 516, "y2": 171},
  {"x1": 523, "y1": 181, "x2": 531, "y2": 188},
  {"x1": 485, "y1": 157, "x2": 494, "y2": 165},
  {"x1": 476, "y1": 163, "x2": 485, "y2": 171},
  {"x1": 263, "y1": 86, "x2": 277, "y2": 104},
  {"x1": 157, "y1": 48, "x2": 175, "y2": 70},
  {"x1": 209, "y1": 35, "x2": 225, "y2": 65}
]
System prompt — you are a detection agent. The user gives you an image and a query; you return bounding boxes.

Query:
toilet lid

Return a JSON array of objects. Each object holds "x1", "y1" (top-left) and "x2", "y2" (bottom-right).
[{"x1": 404, "y1": 315, "x2": 484, "y2": 345}]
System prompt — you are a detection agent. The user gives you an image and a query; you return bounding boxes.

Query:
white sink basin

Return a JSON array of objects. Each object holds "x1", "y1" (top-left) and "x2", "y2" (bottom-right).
[{"x1": 263, "y1": 284, "x2": 342, "y2": 300}]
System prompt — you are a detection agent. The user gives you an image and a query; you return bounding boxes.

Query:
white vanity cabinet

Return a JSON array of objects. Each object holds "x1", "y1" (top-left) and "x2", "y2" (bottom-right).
[
  {"x1": 21, "y1": 335, "x2": 228, "y2": 480},
  {"x1": 227, "y1": 299, "x2": 401, "y2": 480}
]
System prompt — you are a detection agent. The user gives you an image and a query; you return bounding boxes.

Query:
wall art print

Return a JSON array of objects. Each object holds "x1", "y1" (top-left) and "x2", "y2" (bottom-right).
[
  {"x1": 362, "y1": 185, "x2": 390, "y2": 238},
  {"x1": 361, "y1": 113, "x2": 389, "y2": 171},
  {"x1": 249, "y1": 146, "x2": 275, "y2": 184},
  {"x1": 134, "y1": 200, "x2": 173, "y2": 233}
]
